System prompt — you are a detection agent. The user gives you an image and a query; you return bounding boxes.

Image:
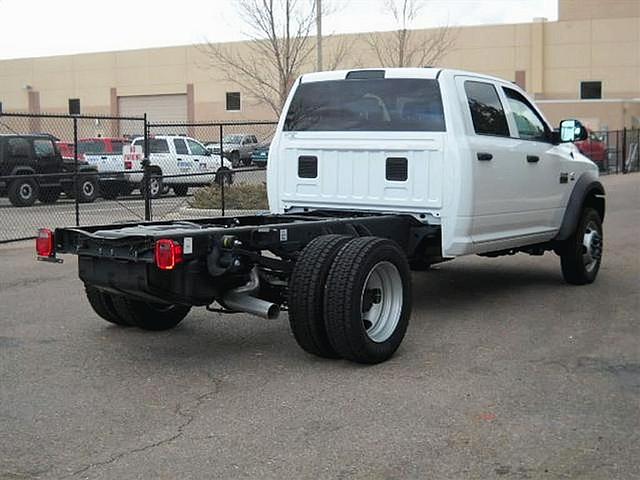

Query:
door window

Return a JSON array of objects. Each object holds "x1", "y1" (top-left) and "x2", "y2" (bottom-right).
[
  {"x1": 33, "y1": 139, "x2": 55, "y2": 157},
  {"x1": 464, "y1": 81, "x2": 509, "y2": 137},
  {"x1": 186, "y1": 139, "x2": 207, "y2": 156},
  {"x1": 503, "y1": 87, "x2": 548, "y2": 142},
  {"x1": 173, "y1": 138, "x2": 189, "y2": 155}
]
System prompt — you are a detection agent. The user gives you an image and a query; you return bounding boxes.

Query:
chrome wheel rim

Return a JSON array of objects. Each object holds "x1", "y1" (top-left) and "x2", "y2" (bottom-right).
[
  {"x1": 149, "y1": 178, "x2": 160, "y2": 196},
  {"x1": 582, "y1": 221, "x2": 602, "y2": 273},
  {"x1": 82, "y1": 181, "x2": 94, "y2": 197},
  {"x1": 19, "y1": 183, "x2": 33, "y2": 200},
  {"x1": 361, "y1": 261, "x2": 403, "y2": 343}
]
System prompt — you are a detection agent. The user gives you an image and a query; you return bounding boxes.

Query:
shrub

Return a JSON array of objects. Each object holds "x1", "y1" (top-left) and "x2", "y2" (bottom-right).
[{"x1": 190, "y1": 182, "x2": 269, "y2": 210}]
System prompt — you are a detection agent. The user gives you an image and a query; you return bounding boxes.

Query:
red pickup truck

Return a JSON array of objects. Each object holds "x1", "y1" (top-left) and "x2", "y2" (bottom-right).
[{"x1": 575, "y1": 129, "x2": 606, "y2": 170}]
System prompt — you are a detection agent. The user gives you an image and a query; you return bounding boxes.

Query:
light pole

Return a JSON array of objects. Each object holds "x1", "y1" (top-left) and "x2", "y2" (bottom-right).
[{"x1": 316, "y1": 0, "x2": 322, "y2": 71}]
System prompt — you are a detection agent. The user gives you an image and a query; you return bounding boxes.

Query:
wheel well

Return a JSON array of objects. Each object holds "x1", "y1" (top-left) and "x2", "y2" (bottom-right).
[{"x1": 584, "y1": 189, "x2": 605, "y2": 222}]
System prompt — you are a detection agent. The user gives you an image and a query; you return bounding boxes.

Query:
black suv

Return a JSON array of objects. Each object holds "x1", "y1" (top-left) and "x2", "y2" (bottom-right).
[{"x1": 0, "y1": 135, "x2": 98, "y2": 207}]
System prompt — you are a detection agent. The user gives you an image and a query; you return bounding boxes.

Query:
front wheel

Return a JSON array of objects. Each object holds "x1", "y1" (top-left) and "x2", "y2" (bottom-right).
[
  {"x1": 111, "y1": 295, "x2": 191, "y2": 331},
  {"x1": 323, "y1": 237, "x2": 412, "y2": 364},
  {"x1": 142, "y1": 174, "x2": 163, "y2": 198},
  {"x1": 559, "y1": 208, "x2": 603, "y2": 285}
]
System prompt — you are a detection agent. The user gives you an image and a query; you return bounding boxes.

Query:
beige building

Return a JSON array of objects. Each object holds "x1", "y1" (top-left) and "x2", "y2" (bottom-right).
[{"x1": 0, "y1": 0, "x2": 638, "y2": 131}]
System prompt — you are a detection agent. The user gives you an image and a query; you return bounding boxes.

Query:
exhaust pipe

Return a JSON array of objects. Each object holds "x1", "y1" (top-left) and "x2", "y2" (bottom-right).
[
  {"x1": 219, "y1": 267, "x2": 280, "y2": 319},
  {"x1": 222, "y1": 291, "x2": 280, "y2": 320}
]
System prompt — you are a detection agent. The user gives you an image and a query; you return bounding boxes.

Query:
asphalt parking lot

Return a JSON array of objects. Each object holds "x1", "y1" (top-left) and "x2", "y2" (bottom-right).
[{"x1": 1, "y1": 173, "x2": 638, "y2": 480}]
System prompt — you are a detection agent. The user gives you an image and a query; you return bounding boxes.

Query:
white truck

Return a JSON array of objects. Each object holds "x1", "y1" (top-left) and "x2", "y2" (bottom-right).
[
  {"x1": 125, "y1": 135, "x2": 233, "y2": 197},
  {"x1": 38, "y1": 68, "x2": 605, "y2": 365}
]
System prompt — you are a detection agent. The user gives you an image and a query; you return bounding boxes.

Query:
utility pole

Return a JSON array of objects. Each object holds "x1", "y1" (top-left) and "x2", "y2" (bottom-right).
[{"x1": 316, "y1": 0, "x2": 323, "y2": 71}]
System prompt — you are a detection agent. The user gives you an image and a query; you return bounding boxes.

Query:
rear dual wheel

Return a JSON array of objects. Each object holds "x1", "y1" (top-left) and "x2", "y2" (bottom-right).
[{"x1": 288, "y1": 236, "x2": 411, "y2": 364}]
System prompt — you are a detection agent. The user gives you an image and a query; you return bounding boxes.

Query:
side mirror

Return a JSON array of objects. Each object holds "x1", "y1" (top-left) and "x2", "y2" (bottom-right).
[{"x1": 559, "y1": 119, "x2": 588, "y2": 143}]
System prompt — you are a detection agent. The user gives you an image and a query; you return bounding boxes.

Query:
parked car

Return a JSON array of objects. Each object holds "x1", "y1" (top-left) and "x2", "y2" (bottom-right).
[
  {"x1": 1, "y1": 134, "x2": 97, "y2": 206},
  {"x1": 42, "y1": 68, "x2": 604, "y2": 365},
  {"x1": 126, "y1": 135, "x2": 233, "y2": 197},
  {"x1": 575, "y1": 129, "x2": 607, "y2": 170},
  {"x1": 206, "y1": 134, "x2": 258, "y2": 167},
  {"x1": 81, "y1": 137, "x2": 132, "y2": 199},
  {"x1": 250, "y1": 142, "x2": 270, "y2": 167}
]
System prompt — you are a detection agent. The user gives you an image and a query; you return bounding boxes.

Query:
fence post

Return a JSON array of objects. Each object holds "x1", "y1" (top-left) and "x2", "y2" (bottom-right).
[
  {"x1": 73, "y1": 117, "x2": 79, "y2": 226},
  {"x1": 622, "y1": 127, "x2": 628, "y2": 174},
  {"x1": 219, "y1": 123, "x2": 225, "y2": 216},
  {"x1": 143, "y1": 114, "x2": 152, "y2": 221}
]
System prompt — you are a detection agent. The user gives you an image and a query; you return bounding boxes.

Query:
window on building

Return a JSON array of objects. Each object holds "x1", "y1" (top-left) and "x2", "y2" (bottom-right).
[
  {"x1": 68, "y1": 98, "x2": 81, "y2": 115},
  {"x1": 226, "y1": 92, "x2": 241, "y2": 111},
  {"x1": 464, "y1": 81, "x2": 509, "y2": 137},
  {"x1": 580, "y1": 81, "x2": 602, "y2": 100},
  {"x1": 503, "y1": 87, "x2": 548, "y2": 142}
]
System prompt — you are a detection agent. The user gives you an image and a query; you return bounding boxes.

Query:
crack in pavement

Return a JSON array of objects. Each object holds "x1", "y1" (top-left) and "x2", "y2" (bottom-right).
[{"x1": 67, "y1": 383, "x2": 221, "y2": 479}]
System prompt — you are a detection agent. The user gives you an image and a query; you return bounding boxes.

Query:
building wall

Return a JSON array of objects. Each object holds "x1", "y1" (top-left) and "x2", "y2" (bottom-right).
[{"x1": 0, "y1": 0, "x2": 638, "y2": 129}]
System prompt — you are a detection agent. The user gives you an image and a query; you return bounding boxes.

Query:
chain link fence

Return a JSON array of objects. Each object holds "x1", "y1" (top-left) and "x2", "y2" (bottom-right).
[
  {"x1": 1, "y1": 111, "x2": 637, "y2": 244},
  {"x1": 0, "y1": 113, "x2": 274, "y2": 243}
]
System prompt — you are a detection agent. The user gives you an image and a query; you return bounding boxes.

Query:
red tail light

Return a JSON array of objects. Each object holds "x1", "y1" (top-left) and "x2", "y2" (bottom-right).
[
  {"x1": 124, "y1": 160, "x2": 132, "y2": 169},
  {"x1": 36, "y1": 228, "x2": 54, "y2": 257},
  {"x1": 155, "y1": 239, "x2": 183, "y2": 270}
]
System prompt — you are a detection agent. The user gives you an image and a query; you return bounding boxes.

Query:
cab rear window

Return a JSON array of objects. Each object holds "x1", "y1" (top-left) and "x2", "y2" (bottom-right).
[{"x1": 284, "y1": 78, "x2": 446, "y2": 132}]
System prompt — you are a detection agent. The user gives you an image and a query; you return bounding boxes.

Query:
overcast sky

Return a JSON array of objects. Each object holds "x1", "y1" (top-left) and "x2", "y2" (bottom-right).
[{"x1": 0, "y1": 0, "x2": 557, "y2": 60}]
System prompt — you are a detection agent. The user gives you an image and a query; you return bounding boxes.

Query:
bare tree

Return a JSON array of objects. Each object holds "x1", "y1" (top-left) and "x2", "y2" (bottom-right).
[
  {"x1": 366, "y1": 0, "x2": 456, "y2": 68},
  {"x1": 201, "y1": 0, "x2": 346, "y2": 116}
]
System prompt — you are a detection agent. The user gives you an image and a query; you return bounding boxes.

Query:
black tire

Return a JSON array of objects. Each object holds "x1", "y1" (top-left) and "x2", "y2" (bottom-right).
[
  {"x1": 85, "y1": 285, "x2": 131, "y2": 326},
  {"x1": 560, "y1": 207, "x2": 603, "y2": 285},
  {"x1": 230, "y1": 151, "x2": 240, "y2": 168},
  {"x1": 38, "y1": 188, "x2": 61, "y2": 204},
  {"x1": 173, "y1": 185, "x2": 189, "y2": 197},
  {"x1": 215, "y1": 167, "x2": 234, "y2": 186},
  {"x1": 142, "y1": 172, "x2": 163, "y2": 199},
  {"x1": 324, "y1": 237, "x2": 412, "y2": 364},
  {"x1": 288, "y1": 235, "x2": 352, "y2": 359},
  {"x1": 77, "y1": 176, "x2": 99, "y2": 203},
  {"x1": 8, "y1": 177, "x2": 38, "y2": 207},
  {"x1": 111, "y1": 295, "x2": 190, "y2": 331}
]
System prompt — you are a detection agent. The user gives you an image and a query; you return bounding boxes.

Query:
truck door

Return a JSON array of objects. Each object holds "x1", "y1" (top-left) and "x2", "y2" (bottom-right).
[
  {"x1": 500, "y1": 85, "x2": 566, "y2": 232},
  {"x1": 173, "y1": 138, "x2": 192, "y2": 179},
  {"x1": 457, "y1": 77, "x2": 548, "y2": 251}
]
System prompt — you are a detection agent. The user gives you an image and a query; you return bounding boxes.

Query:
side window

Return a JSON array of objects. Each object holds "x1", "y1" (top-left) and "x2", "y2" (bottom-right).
[
  {"x1": 173, "y1": 138, "x2": 189, "y2": 155},
  {"x1": 7, "y1": 138, "x2": 31, "y2": 157},
  {"x1": 503, "y1": 87, "x2": 548, "y2": 142},
  {"x1": 186, "y1": 139, "x2": 207, "y2": 156},
  {"x1": 250, "y1": 136, "x2": 257, "y2": 144},
  {"x1": 464, "y1": 81, "x2": 510, "y2": 137},
  {"x1": 33, "y1": 139, "x2": 55, "y2": 158}
]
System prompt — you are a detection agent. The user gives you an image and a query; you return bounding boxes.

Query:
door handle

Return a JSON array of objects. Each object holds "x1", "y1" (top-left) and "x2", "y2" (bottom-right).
[
  {"x1": 176, "y1": 158, "x2": 182, "y2": 161},
  {"x1": 477, "y1": 152, "x2": 493, "y2": 161},
  {"x1": 527, "y1": 155, "x2": 540, "y2": 163}
]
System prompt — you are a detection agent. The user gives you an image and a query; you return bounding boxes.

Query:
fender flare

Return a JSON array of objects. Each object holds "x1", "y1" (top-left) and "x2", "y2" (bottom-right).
[{"x1": 555, "y1": 170, "x2": 605, "y2": 241}]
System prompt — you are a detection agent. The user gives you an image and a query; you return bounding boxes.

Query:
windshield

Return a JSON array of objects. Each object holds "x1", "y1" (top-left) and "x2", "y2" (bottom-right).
[
  {"x1": 223, "y1": 135, "x2": 242, "y2": 143},
  {"x1": 284, "y1": 78, "x2": 446, "y2": 132},
  {"x1": 77, "y1": 140, "x2": 107, "y2": 154}
]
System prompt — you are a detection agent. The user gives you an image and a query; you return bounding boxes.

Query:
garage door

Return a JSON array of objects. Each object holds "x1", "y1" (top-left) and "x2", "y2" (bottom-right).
[{"x1": 118, "y1": 94, "x2": 187, "y2": 135}]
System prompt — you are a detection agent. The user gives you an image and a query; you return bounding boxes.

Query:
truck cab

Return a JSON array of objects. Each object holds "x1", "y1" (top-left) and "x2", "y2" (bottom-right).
[{"x1": 269, "y1": 68, "x2": 601, "y2": 258}]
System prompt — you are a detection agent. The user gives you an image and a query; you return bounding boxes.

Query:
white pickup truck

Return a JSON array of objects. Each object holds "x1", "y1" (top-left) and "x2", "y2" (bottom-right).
[
  {"x1": 125, "y1": 135, "x2": 233, "y2": 197},
  {"x1": 40, "y1": 68, "x2": 604, "y2": 365}
]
